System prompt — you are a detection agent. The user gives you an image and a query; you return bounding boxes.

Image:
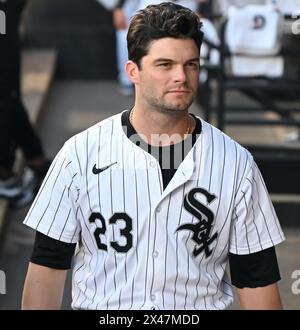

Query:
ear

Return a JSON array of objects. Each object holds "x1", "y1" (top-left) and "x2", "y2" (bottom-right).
[{"x1": 126, "y1": 60, "x2": 140, "y2": 84}]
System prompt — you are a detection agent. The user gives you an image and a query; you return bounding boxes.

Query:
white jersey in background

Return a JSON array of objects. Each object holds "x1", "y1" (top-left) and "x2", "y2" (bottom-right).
[{"x1": 137, "y1": 1, "x2": 198, "y2": 12}]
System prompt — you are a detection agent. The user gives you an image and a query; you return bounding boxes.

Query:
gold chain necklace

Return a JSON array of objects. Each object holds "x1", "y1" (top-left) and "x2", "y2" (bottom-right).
[
  {"x1": 186, "y1": 115, "x2": 192, "y2": 135},
  {"x1": 129, "y1": 108, "x2": 135, "y2": 126},
  {"x1": 129, "y1": 109, "x2": 192, "y2": 135}
]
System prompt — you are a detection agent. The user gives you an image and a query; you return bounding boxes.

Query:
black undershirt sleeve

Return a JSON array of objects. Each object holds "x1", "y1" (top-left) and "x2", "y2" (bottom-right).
[
  {"x1": 30, "y1": 231, "x2": 76, "y2": 270},
  {"x1": 229, "y1": 246, "x2": 281, "y2": 288}
]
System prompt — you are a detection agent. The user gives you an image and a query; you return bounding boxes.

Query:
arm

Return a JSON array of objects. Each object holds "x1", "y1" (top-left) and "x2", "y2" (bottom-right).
[
  {"x1": 237, "y1": 283, "x2": 283, "y2": 310},
  {"x1": 22, "y1": 262, "x2": 67, "y2": 310},
  {"x1": 230, "y1": 158, "x2": 285, "y2": 310}
]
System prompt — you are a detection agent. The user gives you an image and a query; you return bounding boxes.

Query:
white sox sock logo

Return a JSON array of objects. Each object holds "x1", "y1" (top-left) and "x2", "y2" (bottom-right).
[{"x1": 176, "y1": 188, "x2": 218, "y2": 258}]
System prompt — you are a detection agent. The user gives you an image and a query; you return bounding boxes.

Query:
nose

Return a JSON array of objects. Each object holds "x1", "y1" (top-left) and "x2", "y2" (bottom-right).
[{"x1": 173, "y1": 65, "x2": 187, "y2": 83}]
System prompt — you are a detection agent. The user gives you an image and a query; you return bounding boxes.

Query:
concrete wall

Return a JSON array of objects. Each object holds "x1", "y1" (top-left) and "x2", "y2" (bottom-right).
[{"x1": 22, "y1": 0, "x2": 117, "y2": 79}]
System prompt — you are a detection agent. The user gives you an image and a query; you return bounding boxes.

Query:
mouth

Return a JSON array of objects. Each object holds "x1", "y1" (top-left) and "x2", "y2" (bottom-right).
[{"x1": 167, "y1": 90, "x2": 191, "y2": 94}]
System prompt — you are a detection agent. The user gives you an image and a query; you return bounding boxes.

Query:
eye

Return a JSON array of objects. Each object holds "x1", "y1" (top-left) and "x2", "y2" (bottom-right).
[
  {"x1": 186, "y1": 62, "x2": 199, "y2": 69},
  {"x1": 157, "y1": 62, "x2": 171, "y2": 68}
]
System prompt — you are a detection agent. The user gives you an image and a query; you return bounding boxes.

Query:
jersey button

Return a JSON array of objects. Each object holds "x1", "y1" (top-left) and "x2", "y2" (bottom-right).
[
  {"x1": 150, "y1": 294, "x2": 156, "y2": 301},
  {"x1": 149, "y1": 161, "x2": 156, "y2": 168},
  {"x1": 156, "y1": 206, "x2": 161, "y2": 213},
  {"x1": 153, "y1": 251, "x2": 159, "y2": 258}
]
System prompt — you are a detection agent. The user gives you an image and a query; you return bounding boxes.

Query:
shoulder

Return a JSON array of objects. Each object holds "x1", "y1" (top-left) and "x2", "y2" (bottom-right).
[
  {"x1": 64, "y1": 112, "x2": 123, "y2": 153},
  {"x1": 196, "y1": 118, "x2": 254, "y2": 181},
  {"x1": 199, "y1": 118, "x2": 253, "y2": 162},
  {"x1": 54, "y1": 112, "x2": 123, "y2": 176}
]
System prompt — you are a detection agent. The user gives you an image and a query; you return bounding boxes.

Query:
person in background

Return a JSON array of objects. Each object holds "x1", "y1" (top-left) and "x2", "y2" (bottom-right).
[{"x1": 0, "y1": 0, "x2": 50, "y2": 206}]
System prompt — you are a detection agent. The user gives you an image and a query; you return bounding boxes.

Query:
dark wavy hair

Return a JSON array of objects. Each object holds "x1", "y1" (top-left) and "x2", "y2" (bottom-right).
[{"x1": 127, "y1": 2, "x2": 203, "y2": 68}]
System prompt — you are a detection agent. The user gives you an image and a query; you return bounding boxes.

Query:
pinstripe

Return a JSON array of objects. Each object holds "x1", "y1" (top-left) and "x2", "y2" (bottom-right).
[
  {"x1": 46, "y1": 186, "x2": 67, "y2": 236},
  {"x1": 173, "y1": 182, "x2": 186, "y2": 309},
  {"x1": 203, "y1": 126, "x2": 215, "y2": 309},
  {"x1": 65, "y1": 160, "x2": 72, "y2": 168},
  {"x1": 24, "y1": 148, "x2": 64, "y2": 223},
  {"x1": 88, "y1": 248, "x2": 100, "y2": 310},
  {"x1": 58, "y1": 208, "x2": 72, "y2": 240},
  {"x1": 78, "y1": 206, "x2": 98, "y2": 309},
  {"x1": 93, "y1": 126, "x2": 107, "y2": 310},
  {"x1": 183, "y1": 213, "x2": 191, "y2": 309},
  {"x1": 219, "y1": 263, "x2": 233, "y2": 299},
  {"x1": 107, "y1": 120, "x2": 118, "y2": 309},
  {"x1": 96, "y1": 125, "x2": 108, "y2": 308},
  {"x1": 204, "y1": 135, "x2": 226, "y2": 309},
  {"x1": 256, "y1": 166, "x2": 284, "y2": 240},
  {"x1": 142, "y1": 154, "x2": 152, "y2": 308},
  {"x1": 86, "y1": 131, "x2": 92, "y2": 212},
  {"x1": 129, "y1": 146, "x2": 139, "y2": 310},
  {"x1": 242, "y1": 193, "x2": 251, "y2": 253},
  {"x1": 73, "y1": 254, "x2": 86, "y2": 306},
  {"x1": 212, "y1": 241, "x2": 235, "y2": 306},
  {"x1": 72, "y1": 208, "x2": 86, "y2": 306},
  {"x1": 234, "y1": 149, "x2": 250, "y2": 198},
  {"x1": 149, "y1": 210, "x2": 158, "y2": 304},
  {"x1": 193, "y1": 132, "x2": 204, "y2": 309},
  {"x1": 212, "y1": 244, "x2": 230, "y2": 309},
  {"x1": 87, "y1": 126, "x2": 103, "y2": 310},
  {"x1": 162, "y1": 194, "x2": 172, "y2": 308},
  {"x1": 209, "y1": 142, "x2": 239, "y2": 307},
  {"x1": 74, "y1": 135, "x2": 83, "y2": 176},
  {"x1": 67, "y1": 173, "x2": 78, "y2": 198},
  {"x1": 117, "y1": 133, "x2": 128, "y2": 310},
  {"x1": 70, "y1": 211, "x2": 80, "y2": 243},
  {"x1": 36, "y1": 157, "x2": 67, "y2": 230},
  {"x1": 100, "y1": 124, "x2": 113, "y2": 308},
  {"x1": 157, "y1": 165, "x2": 163, "y2": 194},
  {"x1": 181, "y1": 136, "x2": 203, "y2": 309},
  {"x1": 208, "y1": 126, "x2": 214, "y2": 191},
  {"x1": 233, "y1": 208, "x2": 238, "y2": 254},
  {"x1": 249, "y1": 194, "x2": 263, "y2": 250},
  {"x1": 209, "y1": 137, "x2": 239, "y2": 308},
  {"x1": 77, "y1": 235, "x2": 93, "y2": 309},
  {"x1": 251, "y1": 174, "x2": 275, "y2": 244},
  {"x1": 195, "y1": 253, "x2": 206, "y2": 309},
  {"x1": 97, "y1": 125, "x2": 102, "y2": 213},
  {"x1": 183, "y1": 163, "x2": 201, "y2": 307},
  {"x1": 75, "y1": 189, "x2": 80, "y2": 203}
]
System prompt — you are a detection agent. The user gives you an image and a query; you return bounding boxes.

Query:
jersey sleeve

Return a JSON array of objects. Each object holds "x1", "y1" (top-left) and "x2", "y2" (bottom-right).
[
  {"x1": 229, "y1": 156, "x2": 285, "y2": 255},
  {"x1": 23, "y1": 139, "x2": 81, "y2": 243}
]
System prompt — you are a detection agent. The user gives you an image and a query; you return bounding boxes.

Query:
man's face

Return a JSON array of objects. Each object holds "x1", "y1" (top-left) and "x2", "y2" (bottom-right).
[{"x1": 135, "y1": 37, "x2": 200, "y2": 114}]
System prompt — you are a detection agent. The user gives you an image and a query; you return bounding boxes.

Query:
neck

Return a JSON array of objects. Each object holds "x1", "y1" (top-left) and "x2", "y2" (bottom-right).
[{"x1": 130, "y1": 106, "x2": 194, "y2": 147}]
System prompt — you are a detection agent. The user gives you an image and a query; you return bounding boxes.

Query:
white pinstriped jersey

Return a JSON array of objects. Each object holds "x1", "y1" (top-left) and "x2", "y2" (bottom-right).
[{"x1": 24, "y1": 111, "x2": 285, "y2": 310}]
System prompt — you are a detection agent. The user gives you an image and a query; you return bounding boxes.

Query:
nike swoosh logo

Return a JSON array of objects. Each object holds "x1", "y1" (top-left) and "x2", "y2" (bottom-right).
[{"x1": 92, "y1": 162, "x2": 117, "y2": 174}]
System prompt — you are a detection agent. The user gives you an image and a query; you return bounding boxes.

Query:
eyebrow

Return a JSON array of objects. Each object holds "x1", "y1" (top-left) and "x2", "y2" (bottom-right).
[{"x1": 153, "y1": 57, "x2": 200, "y2": 64}]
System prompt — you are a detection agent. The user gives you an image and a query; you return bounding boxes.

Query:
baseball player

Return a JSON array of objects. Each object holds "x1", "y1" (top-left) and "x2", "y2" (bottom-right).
[{"x1": 22, "y1": 2, "x2": 284, "y2": 310}]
